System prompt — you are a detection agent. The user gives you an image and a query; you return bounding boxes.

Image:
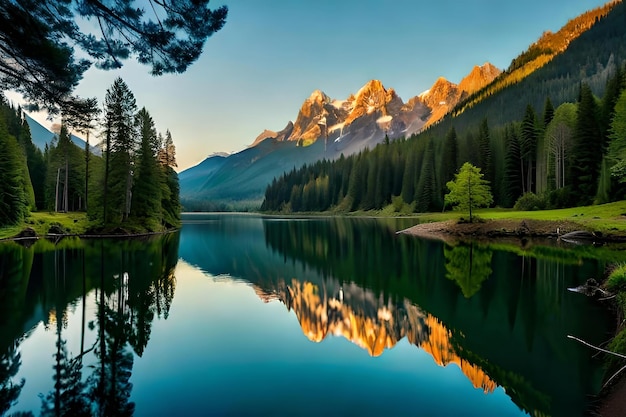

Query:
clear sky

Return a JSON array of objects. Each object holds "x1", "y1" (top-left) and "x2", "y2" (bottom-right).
[{"x1": 17, "y1": 0, "x2": 612, "y2": 171}]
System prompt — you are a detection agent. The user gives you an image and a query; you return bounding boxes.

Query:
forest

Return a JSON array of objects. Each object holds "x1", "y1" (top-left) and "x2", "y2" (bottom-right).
[
  {"x1": 261, "y1": 2, "x2": 626, "y2": 214},
  {"x1": 262, "y1": 68, "x2": 626, "y2": 213},
  {"x1": 0, "y1": 78, "x2": 180, "y2": 232}
]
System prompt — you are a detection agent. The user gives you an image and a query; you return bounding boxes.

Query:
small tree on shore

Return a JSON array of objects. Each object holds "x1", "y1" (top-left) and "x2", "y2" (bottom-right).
[{"x1": 445, "y1": 162, "x2": 493, "y2": 222}]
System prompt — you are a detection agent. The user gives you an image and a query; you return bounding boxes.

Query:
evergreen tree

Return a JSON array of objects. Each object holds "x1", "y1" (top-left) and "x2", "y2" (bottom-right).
[
  {"x1": 131, "y1": 108, "x2": 162, "y2": 228},
  {"x1": 600, "y1": 66, "x2": 624, "y2": 144},
  {"x1": 45, "y1": 124, "x2": 85, "y2": 211},
  {"x1": 401, "y1": 148, "x2": 417, "y2": 204},
  {"x1": 158, "y1": 132, "x2": 181, "y2": 227},
  {"x1": 98, "y1": 78, "x2": 138, "y2": 225},
  {"x1": 503, "y1": 124, "x2": 523, "y2": 207},
  {"x1": 441, "y1": 127, "x2": 459, "y2": 198},
  {"x1": 0, "y1": 119, "x2": 27, "y2": 226},
  {"x1": 347, "y1": 153, "x2": 367, "y2": 210},
  {"x1": 70, "y1": 97, "x2": 100, "y2": 212},
  {"x1": 608, "y1": 89, "x2": 626, "y2": 182},
  {"x1": 570, "y1": 83, "x2": 603, "y2": 204},
  {"x1": 16, "y1": 112, "x2": 46, "y2": 210},
  {"x1": 596, "y1": 157, "x2": 612, "y2": 203},
  {"x1": 543, "y1": 97, "x2": 555, "y2": 127},
  {"x1": 520, "y1": 104, "x2": 538, "y2": 193},
  {"x1": 416, "y1": 140, "x2": 440, "y2": 212},
  {"x1": 362, "y1": 155, "x2": 378, "y2": 210},
  {"x1": 478, "y1": 118, "x2": 493, "y2": 186},
  {"x1": 462, "y1": 131, "x2": 480, "y2": 167}
]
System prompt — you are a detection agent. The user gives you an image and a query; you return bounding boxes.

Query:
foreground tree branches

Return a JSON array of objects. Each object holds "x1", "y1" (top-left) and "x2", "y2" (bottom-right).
[{"x1": 0, "y1": 0, "x2": 227, "y2": 116}]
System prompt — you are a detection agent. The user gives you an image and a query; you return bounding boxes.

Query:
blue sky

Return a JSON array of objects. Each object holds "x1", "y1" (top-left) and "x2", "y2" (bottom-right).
[{"x1": 20, "y1": 0, "x2": 611, "y2": 171}]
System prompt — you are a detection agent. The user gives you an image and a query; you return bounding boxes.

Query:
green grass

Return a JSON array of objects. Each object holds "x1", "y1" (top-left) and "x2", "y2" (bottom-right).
[
  {"x1": 0, "y1": 211, "x2": 90, "y2": 240},
  {"x1": 370, "y1": 200, "x2": 626, "y2": 233},
  {"x1": 607, "y1": 263, "x2": 626, "y2": 292}
]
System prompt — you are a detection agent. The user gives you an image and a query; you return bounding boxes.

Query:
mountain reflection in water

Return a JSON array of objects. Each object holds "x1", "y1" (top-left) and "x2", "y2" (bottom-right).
[{"x1": 255, "y1": 277, "x2": 497, "y2": 393}]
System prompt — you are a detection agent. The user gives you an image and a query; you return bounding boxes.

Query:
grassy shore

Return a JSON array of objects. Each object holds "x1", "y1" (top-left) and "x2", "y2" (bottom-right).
[
  {"x1": 352, "y1": 200, "x2": 626, "y2": 237},
  {"x1": 0, "y1": 211, "x2": 90, "y2": 240},
  {"x1": 4, "y1": 200, "x2": 626, "y2": 241}
]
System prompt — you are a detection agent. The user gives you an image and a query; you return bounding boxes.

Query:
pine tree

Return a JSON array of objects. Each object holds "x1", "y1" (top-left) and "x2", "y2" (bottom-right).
[
  {"x1": 99, "y1": 78, "x2": 138, "y2": 225},
  {"x1": 16, "y1": 113, "x2": 45, "y2": 210},
  {"x1": 131, "y1": 108, "x2": 162, "y2": 228},
  {"x1": 45, "y1": 124, "x2": 85, "y2": 211},
  {"x1": 416, "y1": 140, "x2": 440, "y2": 212},
  {"x1": 401, "y1": 148, "x2": 417, "y2": 204},
  {"x1": 543, "y1": 97, "x2": 555, "y2": 128},
  {"x1": 520, "y1": 104, "x2": 538, "y2": 193},
  {"x1": 608, "y1": 89, "x2": 626, "y2": 182},
  {"x1": 441, "y1": 127, "x2": 459, "y2": 198},
  {"x1": 600, "y1": 67, "x2": 623, "y2": 145},
  {"x1": 0, "y1": 119, "x2": 27, "y2": 225},
  {"x1": 158, "y1": 131, "x2": 181, "y2": 227},
  {"x1": 503, "y1": 124, "x2": 523, "y2": 207},
  {"x1": 347, "y1": 153, "x2": 367, "y2": 210},
  {"x1": 570, "y1": 83, "x2": 603, "y2": 204},
  {"x1": 478, "y1": 118, "x2": 493, "y2": 186}
]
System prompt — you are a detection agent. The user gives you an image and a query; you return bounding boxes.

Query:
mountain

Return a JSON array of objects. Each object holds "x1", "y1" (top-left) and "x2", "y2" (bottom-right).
[
  {"x1": 458, "y1": 62, "x2": 502, "y2": 95},
  {"x1": 177, "y1": 152, "x2": 228, "y2": 195},
  {"x1": 417, "y1": 63, "x2": 503, "y2": 129},
  {"x1": 182, "y1": 1, "x2": 622, "y2": 211},
  {"x1": 24, "y1": 113, "x2": 101, "y2": 155},
  {"x1": 180, "y1": 65, "x2": 499, "y2": 209},
  {"x1": 260, "y1": 1, "x2": 626, "y2": 214}
]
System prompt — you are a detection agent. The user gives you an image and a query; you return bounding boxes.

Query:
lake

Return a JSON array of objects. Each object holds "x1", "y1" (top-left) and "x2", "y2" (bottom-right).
[{"x1": 1, "y1": 214, "x2": 623, "y2": 416}]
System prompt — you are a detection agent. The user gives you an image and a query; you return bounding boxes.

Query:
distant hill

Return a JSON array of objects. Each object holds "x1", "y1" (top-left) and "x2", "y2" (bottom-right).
[
  {"x1": 178, "y1": 153, "x2": 228, "y2": 195},
  {"x1": 181, "y1": 139, "x2": 330, "y2": 210},
  {"x1": 24, "y1": 113, "x2": 101, "y2": 155}
]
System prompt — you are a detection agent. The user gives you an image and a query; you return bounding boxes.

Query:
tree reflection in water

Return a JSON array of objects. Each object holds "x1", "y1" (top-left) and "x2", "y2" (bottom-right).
[
  {"x1": 0, "y1": 233, "x2": 179, "y2": 417},
  {"x1": 444, "y1": 242, "x2": 493, "y2": 298}
]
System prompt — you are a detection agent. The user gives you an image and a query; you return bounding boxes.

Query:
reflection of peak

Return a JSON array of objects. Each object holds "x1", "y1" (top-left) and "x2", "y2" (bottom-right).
[
  {"x1": 420, "y1": 316, "x2": 497, "y2": 393},
  {"x1": 252, "y1": 285, "x2": 278, "y2": 303},
  {"x1": 260, "y1": 278, "x2": 497, "y2": 392}
]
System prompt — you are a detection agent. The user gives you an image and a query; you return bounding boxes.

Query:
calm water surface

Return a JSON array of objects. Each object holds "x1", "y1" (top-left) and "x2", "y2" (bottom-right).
[{"x1": 1, "y1": 214, "x2": 622, "y2": 416}]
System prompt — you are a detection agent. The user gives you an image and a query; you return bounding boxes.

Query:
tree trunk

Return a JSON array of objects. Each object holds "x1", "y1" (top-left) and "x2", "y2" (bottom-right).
[
  {"x1": 55, "y1": 168, "x2": 60, "y2": 212},
  {"x1": 85, "y1": 131, "x2": 90, "y2": 211},
  {"x1": 64, "y1": 158, "x2": 69, "y2": 212}
]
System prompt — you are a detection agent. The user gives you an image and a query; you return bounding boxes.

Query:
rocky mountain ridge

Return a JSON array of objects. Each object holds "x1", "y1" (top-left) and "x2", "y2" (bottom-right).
[{"x1": 251, "y1": 63, "x2": 501, "y2": 149}]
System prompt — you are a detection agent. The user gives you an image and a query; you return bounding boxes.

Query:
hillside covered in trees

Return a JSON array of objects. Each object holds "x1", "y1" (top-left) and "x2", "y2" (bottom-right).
[
  {"x1": 261, "y1": 2, "x2": 626, "y2": 214},
  {"x1": 0, "y1": 78, "x2": 181, "y2": 233}
]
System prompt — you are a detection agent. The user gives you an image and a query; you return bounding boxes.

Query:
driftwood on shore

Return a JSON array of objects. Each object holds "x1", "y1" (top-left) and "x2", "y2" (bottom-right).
[
  {"x1": 568, "y1": 335, "x2": 626, "y2": 389},
  {"x1": 559, "y1": 230, "x2": 603, "y2": 244}
]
